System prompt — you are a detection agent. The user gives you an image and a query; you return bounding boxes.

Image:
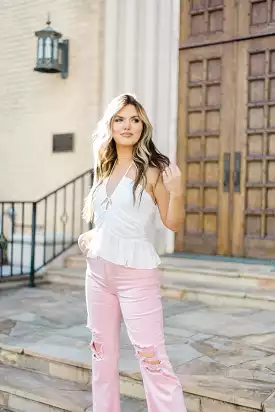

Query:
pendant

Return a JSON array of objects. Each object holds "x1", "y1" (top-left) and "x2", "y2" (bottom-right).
[{"x1": 101, "y1": 197, "x2": 112, "y2": 210}]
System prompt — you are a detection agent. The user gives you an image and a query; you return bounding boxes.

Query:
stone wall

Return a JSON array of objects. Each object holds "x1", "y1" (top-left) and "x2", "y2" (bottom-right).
[{"x1": 0, "y1": 0, "x2": 104, "y2": 201}]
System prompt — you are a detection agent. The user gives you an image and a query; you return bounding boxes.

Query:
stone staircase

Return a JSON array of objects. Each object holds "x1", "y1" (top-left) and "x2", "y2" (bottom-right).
[
  {"x1": 0, "y1": 286, "x2": 148, "y2": 412},
  {"x1": 1, "y1": 341, "x2": 274, "y2": 412},
  {"x1": 1, "y1": 279, "x2": 275, "y2": 412},
  {"x1": 45, "y1": 254, "x2": 275, "y2": 310},
  {"x1": 2, "y1": 254, "x2": 275, "y2": 411},
  {"x1": 0, "y1": 358, "x2": 146, "y2": 412}
]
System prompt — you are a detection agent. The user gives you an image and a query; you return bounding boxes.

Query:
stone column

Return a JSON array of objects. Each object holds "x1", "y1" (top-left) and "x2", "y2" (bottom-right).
[
  {"x1": 101, "y1": 0, "x2": 181, "y2": 254},
  {"x1": 102, "y1": 0, "x2": 119, "y2": 109}
]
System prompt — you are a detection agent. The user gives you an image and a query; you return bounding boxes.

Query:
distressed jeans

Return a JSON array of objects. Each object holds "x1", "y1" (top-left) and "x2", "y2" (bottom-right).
[{"x1": 85, "y1": 257, "x2": 187, "y2": 412}]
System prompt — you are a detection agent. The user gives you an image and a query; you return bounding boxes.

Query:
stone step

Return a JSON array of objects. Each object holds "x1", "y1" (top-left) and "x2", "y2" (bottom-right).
[
  {"x1": 160, "y1": 255, "x2": 275, "y2": 272},
  {"x1": 162, "y1": 279, "x2": 275, "y2": 310},
  {"x1": 161, "y1": 265, "x2": 275, "y2": 290},
  {"x1": 0, "y1": 343, "x2": 272, "y2": 412},
  {"x1": 0, "y1": 340, "x2": 147, "y2": 402},
  {"x1": 0, "y1": 408, "x2": 18, "y2": 412},
  {"x1": 0, "y1": 363, "x2": 147, "y2": 412},
  {"x1": 65, "y1": 255, "x2": 275, "y2": 289},
  {"x1": 65, "y1": 254, "x2": 275, "y2": 273},
  {"x1": 65, "y1": 255, "x2": 86, "y2": 270},
  {"x1": 160, "y1": 256, "x2": 275, "y2": 289},
  {"x1": 45, "y1": 266, "x2": 275, "y2": 310},
  {"x1": 0, "y1": 273, "x2": 45, "y2": 291},
  {"x1": 45, "y1": 267, "x2": 85, "y2": 287}
]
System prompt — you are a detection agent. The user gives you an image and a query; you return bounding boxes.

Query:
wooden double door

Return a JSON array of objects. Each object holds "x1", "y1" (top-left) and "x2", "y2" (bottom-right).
[{"x1": 176, "y1": 0, "x2": 275, "y2": 259}]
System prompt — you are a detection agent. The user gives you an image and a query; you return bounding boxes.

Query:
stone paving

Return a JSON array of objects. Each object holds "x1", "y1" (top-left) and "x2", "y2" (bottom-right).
[{"x1": 0, "y1": 284, "x2": 275, "y2": 410}]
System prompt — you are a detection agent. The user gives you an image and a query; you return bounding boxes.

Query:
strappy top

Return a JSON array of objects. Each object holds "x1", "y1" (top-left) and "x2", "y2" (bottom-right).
[{"x1": 86, "y1": 162, "x2": 161, "y2": 269}]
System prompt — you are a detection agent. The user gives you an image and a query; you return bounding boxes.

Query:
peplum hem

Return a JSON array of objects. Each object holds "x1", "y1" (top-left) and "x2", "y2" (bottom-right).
[{"x1": 86, "y1": 228, "x2": 161, "y2": 269}]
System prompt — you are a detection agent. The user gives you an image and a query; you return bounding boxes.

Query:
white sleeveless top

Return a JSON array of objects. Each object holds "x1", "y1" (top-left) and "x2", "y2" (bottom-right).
[{"x1": 87, "y1": 163, "x2": 161, "y2": 269}]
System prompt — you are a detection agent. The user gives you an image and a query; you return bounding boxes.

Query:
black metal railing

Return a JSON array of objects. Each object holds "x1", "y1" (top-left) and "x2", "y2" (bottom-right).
[{"x1": 0, "y1": 169, "x2": 93, "y2": 286}]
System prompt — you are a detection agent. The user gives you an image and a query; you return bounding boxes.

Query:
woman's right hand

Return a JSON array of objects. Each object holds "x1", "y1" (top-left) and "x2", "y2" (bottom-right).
[{"x1": 78, "y1": 229, "x2": 94, "y2": 257}]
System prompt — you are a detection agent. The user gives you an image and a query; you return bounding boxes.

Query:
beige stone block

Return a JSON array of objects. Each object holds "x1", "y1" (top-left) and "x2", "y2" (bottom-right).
[
  {"x1": 120, "y1": 376, "x2": 145, "y2": 400},
  {"x1": 183, "y1": 393, "x2": 201, "y2": 412},
  {"x1": 65, "y1": 256, "x2": 86, "y2": 270},
  {"x1": 201, "y1": 397, "x2": 259, "y2": 412},
  {"x1": 0, "y1": 344, "x2": 23, "y2": 354},
  {"x1": 49, "y1": 362, "x2": 91, "y2": 385},
  {"x1": 19, "y1": 355, "x2": 50, "y2": 375},
  {"x1": 0, "y1": 350, "x2": 19, "y2": 366},
  {"x1": 161, "y1": 286, "x2": 184, "y2": 300},
  {"x1": 185, "y1": 290, "x2": 270, "y2": 311},
  {"x1": 8, "y1": 394, "x2": 67, "y2": 412},
  {"x1": 0, "y1": 391, "x2": 9, "y2": 407},
  {"x1": 263, "y1": 390, "x2": 275, "y2": 412}
]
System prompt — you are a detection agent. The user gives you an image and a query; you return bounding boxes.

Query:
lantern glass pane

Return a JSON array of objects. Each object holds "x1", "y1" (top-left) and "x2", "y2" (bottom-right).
[
  {"x1": 45, "y1": 37, "x2": 52, "y2": 59},
  {"x1": 38, "y1": 38, "x2": 44, "y2": 59},
  {"x1": 53, "y1": 39, "x2": 58, "y2": 61}
]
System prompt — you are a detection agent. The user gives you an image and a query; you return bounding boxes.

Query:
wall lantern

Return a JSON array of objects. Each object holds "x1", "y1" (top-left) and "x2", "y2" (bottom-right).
[{"x1": 34, "y1": 16, "x2": 69, "y2": 79}]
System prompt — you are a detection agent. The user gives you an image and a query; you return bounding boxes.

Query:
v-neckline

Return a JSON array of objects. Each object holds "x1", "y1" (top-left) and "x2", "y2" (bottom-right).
[{"x1": 105, "y1": 161, "x2": 133, "y2": 200}]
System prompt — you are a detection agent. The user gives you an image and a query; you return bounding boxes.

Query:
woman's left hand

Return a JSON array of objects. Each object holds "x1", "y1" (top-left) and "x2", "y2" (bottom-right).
[
  {"x1": 78, "y1": 229, "x2": 94, "y2": 257},
  {"x1": 162, "y1": 164, "x2": 183, "y2": 197}
]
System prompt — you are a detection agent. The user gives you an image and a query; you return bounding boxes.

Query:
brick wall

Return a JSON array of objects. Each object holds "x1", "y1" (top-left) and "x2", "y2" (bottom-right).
[{"x1": 0, "y1": 0, "x2": 104, "y2": 201}]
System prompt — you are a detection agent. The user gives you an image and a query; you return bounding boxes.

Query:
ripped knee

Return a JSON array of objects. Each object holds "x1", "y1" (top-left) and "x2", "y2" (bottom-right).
[
  {"x1": 90, "y1": 330, "x2": 103, "y2": 360},
  {"x1": 135, "y1": 345, "x2": 162, "y2": 373},
  {"x1": 135, "y1": 345, "x2": 181, "y2": 388}
]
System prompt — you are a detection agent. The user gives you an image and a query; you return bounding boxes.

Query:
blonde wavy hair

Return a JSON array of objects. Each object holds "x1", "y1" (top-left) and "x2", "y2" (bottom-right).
[{"x1": 82, "y1": 93, "x2": 170, "y2": 223}]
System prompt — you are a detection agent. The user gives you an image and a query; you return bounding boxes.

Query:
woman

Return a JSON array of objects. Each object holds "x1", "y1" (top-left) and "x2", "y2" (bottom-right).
[{"x1": 79, "y1": 93, "x2": 187, "y2": 412}]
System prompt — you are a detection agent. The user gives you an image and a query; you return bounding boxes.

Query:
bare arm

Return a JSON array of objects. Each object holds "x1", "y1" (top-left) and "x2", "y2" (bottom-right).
[{"x1": 153, "y1": 165, "x2": 184, "y2": 232}]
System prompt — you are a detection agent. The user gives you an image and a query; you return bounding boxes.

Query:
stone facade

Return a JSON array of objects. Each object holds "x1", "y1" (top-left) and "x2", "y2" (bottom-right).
[
  {"x1": 0, "y1": 0, "x2": 181, "y2": 254},
  {"x1": 0, "y1": 0, "x2": 104, "y2": 201}
]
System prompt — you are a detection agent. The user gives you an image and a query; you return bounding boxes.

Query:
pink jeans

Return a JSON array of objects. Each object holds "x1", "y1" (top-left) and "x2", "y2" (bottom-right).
[{"x1": 85, "y1": 257, "x2": 187, "y2": 412}]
